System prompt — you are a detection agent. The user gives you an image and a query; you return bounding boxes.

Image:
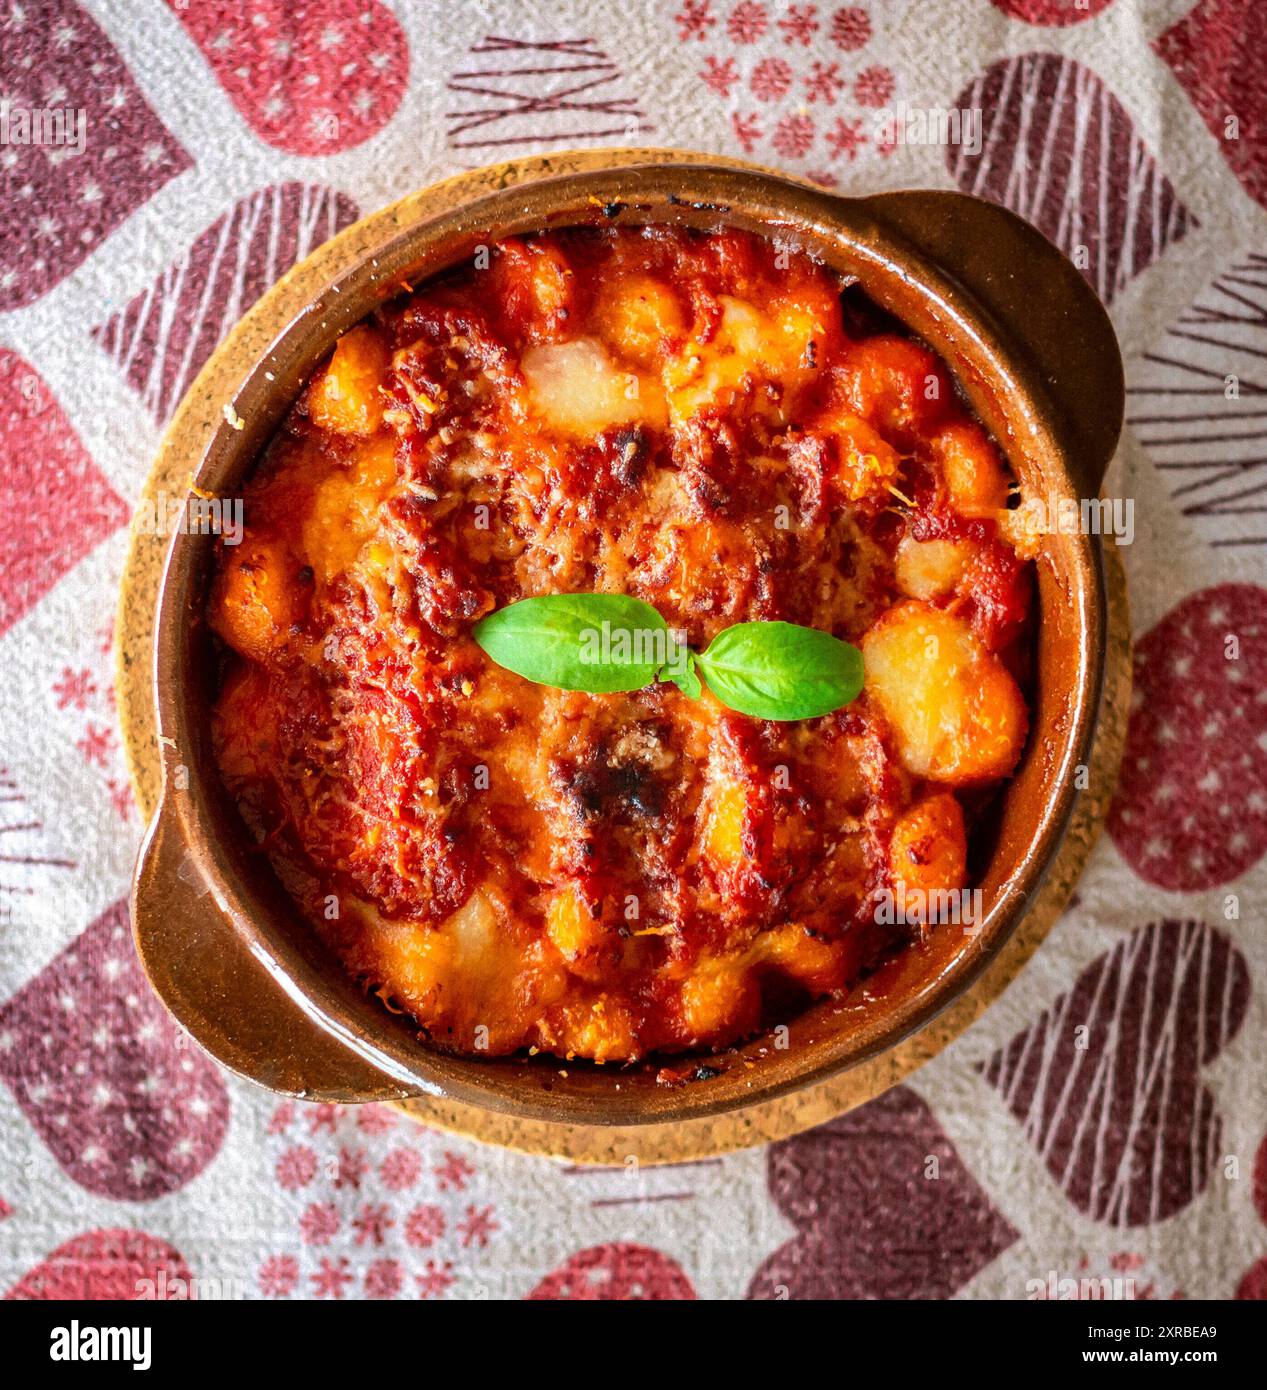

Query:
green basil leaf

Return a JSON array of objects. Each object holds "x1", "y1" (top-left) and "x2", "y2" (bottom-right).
[
  {"x1": 660, "y1": 651, "x2": 702, "y2": 700},
  {"x1": 472, "y1": 593, "x2": 670, "y2": 693},
  {"x1": 695, "y1": 621, "x2": 862, "y2": 720}
]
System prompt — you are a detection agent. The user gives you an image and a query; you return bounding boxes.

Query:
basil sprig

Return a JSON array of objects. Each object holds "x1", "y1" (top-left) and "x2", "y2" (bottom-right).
[
  {"x1": 693, "y1": 621, "x2": 863, "y2": 721},
  {"x1": 472, "y1": 594, "x2": 861, "y2": 721},
  {"x1": 470, "y1": 594, "x2": 670, "y2": 694}
]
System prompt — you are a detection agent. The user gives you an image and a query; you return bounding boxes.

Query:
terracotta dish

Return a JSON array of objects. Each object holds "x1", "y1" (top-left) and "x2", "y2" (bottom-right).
[{"x1": 131, "y1": 158, "x2": 1123, "y2": 1125}]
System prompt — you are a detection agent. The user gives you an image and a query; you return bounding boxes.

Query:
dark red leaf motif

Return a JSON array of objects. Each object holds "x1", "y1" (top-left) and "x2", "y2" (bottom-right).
[
  {"x1": 5, "y1": 1229, "x2": 191, "y2": 1300},
  {"x1": 445, "y1": 36, "x2": 652, "y2": 151},
  {"x1": 1127, "y1": 260, "x2": 1267, "y2": 550},
  {"x1": 0, "y1": 351, "x2": 128, "y2": 639},
  {"x1": 1108, "y1": 585, "x2": 1267, "y2": 889},
  {"x1": 978, "y1": 920, "x2": 1249, "y2": 1226},
  {"x1": 748, "y1": 1085, "x2": 1017, "y2": 1298},
  {"x1": 167, "y1": 0, "x2": 408, "y2": 155},
  {"x1": 91, "y1": 183, "x2": 359, "y2": 423},
  {"x1": 0, "y1": 900, "x2": 230, "y2": 1200},
  {"x1": 948, "y1": 53, "x2": 1196, "y2": 303},
  {"x1": 1155, "y1": 0, "x2": 1267, "y2": 214},
  {"x1": 0, "y1": 0, "x2": 192, "y2": 311},
  {"x1": 527, "y1": 1243, "x2": 696, "y2": 1300},
  {"x1": 0, "y1": 764, "x2": 76, "y2": 915}
]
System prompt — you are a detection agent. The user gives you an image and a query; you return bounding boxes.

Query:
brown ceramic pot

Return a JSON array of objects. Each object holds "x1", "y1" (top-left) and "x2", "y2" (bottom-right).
[{"x1": 130, "y1": 159, "x2": 1123, "y2": 1124}]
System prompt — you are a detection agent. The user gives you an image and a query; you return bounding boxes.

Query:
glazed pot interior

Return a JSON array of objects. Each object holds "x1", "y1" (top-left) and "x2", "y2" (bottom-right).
[{"x1": 157, "y1": 165, "x2": 1106, "y2": 1123}]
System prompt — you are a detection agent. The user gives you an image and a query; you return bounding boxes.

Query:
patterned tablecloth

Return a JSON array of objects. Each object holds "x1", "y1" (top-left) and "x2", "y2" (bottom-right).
[{"x1": 0, "y1": 0, "x2": 1264, "y2": 1301}]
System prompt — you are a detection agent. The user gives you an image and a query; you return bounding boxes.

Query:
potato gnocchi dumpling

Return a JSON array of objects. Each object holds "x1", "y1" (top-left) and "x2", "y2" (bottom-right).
[
  {"x1": 306, "y1": 324, "x2": 390, "y2": 436},
  {"x1": 888, "y1": 793, "x2": 967, "y2": 915},
  {"x1": 862, "y1": 601, "x2": 1028, "y2": 784},
  {"x1": 894, "y1": 536, "x2": 972, "y2": 600},
  {"x1": 209, "y1": 225, "x2": 1033, "y2": 1065},
  {"x1": 522, "y1": 336, "x2": 666, "y2": 435},
  {"x1": 593, "y1": 273, "x2": 687, "y2": 367},
  {"x1": 821, "y1": 410, "x2": 901, "y2": 503},
  {"x1": 209, "y1": 537, "x2": 310, "y2": 662},
  {"x1": 932, "y1": 419, "x2": 1010, "y2": 517},
  {"x1": 835, "y1": 334, "x2": 950, "y2": 441}
]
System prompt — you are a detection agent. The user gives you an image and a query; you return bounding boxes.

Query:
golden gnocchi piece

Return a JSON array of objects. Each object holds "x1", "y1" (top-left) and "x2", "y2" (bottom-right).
[
  {"x1": 300, "y1": 434, "x2": 398, "y2": 586},
  {"x1": 211, "y1": 663, "x2": 277, "y2": 784},
  {"x1": 888, "y1": 792, "x2": 967, "y2": 917},
  {"x1": 307, "y1": 324, "x2": 390, "y2": 437},
  {"x1": 862, "y1": 600, "x2": 1027, "y2": 784},
  {"x1": 995, "y1": 501, "x2": 1045, "y2": 559},
  {"x1": 492, "y1": 238, "x2": 576, "y2": 339},
  {"x1": 541, "y1": 994, "x2": 638, "y2": 1064},
  {"x1": 837, "y1": 334, "x2": 950, "y2": 438},
  {"x1": 545, "y1": 885, "x2": 613, "y2": 983},
  {"x1": 824, "y1": 411, "x2": 901, "y2": 502},
  {"x1": 677, "y1": 955, "x2": 758, "y2": 1044},
  {"x1": 933, "y1": 419, "x2": 1009, "y2": 517},
  {"x1": 363, "y1": 887, "x2": 548, "y2": 1054},
  {"x1": 665, "y1": 294, "x2": 821, "y2": 423},
  {"x1": 594, "y1": 273, "x2": 687, "y2": 368},
  {"x1": 895, "y1": 535, "x2": 973, "y2": 600},
  {"x1": 522, "y1": 337, "x2": 665, "y2": 435},
  {"x1": 756, "y1": 922, "x2": 848, "y2": 995},
  {"x1": 209, "y1": 536, "x2": 311, "y2": 661}
]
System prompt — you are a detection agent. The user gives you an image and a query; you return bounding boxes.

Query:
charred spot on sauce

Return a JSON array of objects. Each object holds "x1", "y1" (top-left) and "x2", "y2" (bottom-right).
[
  {"x1": 551, "y1": 735, "x2": 672, "y2": 827},
  {"x1": 610, "y1": 425, "x2": 651, "y2": 484}
]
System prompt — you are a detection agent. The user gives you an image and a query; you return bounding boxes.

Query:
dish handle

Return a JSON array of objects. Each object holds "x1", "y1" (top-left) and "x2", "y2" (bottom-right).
[
  {"x1": 131, "y1": 791, "x2": 416, "y2": 1102},
  {"x1": 860, "y1": 189, "x2": 1124, "y2": 500}
]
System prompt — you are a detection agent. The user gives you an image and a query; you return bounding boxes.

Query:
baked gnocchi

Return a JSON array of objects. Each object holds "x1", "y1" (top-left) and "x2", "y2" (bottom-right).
[{"x1": 208, "y1": 226, "x2": 1033, "y2": 1064}]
